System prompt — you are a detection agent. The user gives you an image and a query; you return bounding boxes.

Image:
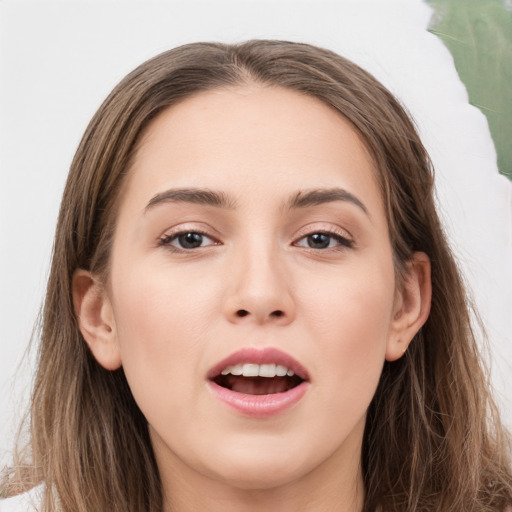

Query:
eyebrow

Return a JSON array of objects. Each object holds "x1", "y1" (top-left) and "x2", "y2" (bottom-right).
[
  {"x1": 145, "y1": 188, "x2": 237, "y2": 212},
  {"x1": 144, "y1": 186, "x2": 368, "y2": 216},
  {"x1": 287, "y1": 188, "x2": 369, "y2": 216}
]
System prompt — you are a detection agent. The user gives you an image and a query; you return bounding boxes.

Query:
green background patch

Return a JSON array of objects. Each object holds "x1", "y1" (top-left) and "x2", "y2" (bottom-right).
[{"x1": 427, "y1": 0, "x2": 512, "y2": 180}]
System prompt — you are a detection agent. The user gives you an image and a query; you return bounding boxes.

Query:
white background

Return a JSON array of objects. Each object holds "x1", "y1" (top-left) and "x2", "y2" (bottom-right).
[{"x1": 1, "y1": 0, "x2": 511, "y2": 467}]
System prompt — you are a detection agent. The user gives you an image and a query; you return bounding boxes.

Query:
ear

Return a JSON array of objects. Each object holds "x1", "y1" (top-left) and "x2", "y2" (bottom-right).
[
  {"x1": 72, "y1": 269, "x2": 122, "y2": 370},
  {"x1": 386, "y1": 252, "x2": 432, "y2": 362}
]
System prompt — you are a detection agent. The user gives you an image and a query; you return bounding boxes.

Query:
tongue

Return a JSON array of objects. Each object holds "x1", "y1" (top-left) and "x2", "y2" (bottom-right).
[{"x1": 226, "y1": 376, "x2": 292, "y2": 395}]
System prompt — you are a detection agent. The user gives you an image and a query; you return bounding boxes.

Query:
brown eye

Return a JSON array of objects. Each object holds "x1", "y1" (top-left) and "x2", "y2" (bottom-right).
[
  {"x1": 177, "y1": 232, "x2": 205, "y2": 249},
  {"x1": 160, "y1": 231, "x2": 217, "y2": 250},
  {"x1": 295, "y1": 232, "x2": 353, "y2": 250},
  {"x1": 307, "y1": 233, "x2": 331, "y2": 249}
]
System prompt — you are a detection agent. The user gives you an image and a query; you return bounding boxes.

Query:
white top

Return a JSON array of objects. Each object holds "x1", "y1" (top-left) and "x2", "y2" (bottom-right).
[{"x1": 0, "y1": 485, "x2": 43, "y2": 512}]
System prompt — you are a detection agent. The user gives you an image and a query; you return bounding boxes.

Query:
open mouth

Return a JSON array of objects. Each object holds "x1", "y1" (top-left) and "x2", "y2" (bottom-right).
[
  {"x1": 207, "y1": 352, "x2": 310, "y2": 417},
  {"x1": 211, "y1": 363, "x2": 305, "y2": 395}
]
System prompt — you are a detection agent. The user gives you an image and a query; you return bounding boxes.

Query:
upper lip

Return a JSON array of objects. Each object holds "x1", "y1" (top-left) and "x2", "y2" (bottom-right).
[{"x1": 207, "y1": 347, "x2": 310, "y2": 381}]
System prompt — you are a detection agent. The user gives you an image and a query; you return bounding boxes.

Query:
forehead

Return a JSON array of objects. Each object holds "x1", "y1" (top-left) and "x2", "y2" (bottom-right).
[{"x1": 122, "y1": 86, "x2": 383, "y2": 216}]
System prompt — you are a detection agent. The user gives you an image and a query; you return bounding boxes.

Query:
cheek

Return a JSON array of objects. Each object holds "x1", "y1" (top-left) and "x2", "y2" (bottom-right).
[
  {"x1": 300, "y1": 258, "x2": 395, "y2": 404},
  {"x1": 112, "y1": 257, "x2": 221, "y2": 336},
  {"x1": 109, "y1": 260, "x2": 221, "y2": 408}
]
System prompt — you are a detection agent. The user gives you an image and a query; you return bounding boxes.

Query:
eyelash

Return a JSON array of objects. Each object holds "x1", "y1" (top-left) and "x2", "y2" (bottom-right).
[
  {"x1": 293, "y1": 230, "x2": 354, "y2": 251},
  {"x1": 158, "y1": 230, "x2": 219, "y2": 252},
  {"x1": 158, "y1": 229, "x2": 354, "y2": 253}
]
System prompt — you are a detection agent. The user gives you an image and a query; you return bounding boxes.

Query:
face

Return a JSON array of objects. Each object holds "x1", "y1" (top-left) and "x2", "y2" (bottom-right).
[{"x1": 93, "y1": 86, "x2": 409, "y2": 491}]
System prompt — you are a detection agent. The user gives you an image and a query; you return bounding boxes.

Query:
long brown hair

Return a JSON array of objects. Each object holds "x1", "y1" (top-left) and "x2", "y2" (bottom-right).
[{"x1": 2, "y1": 40, "x2": 511, "y2": 511}]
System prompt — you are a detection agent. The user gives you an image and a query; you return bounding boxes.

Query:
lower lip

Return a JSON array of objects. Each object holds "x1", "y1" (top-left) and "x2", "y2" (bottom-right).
[{"x1": 207, "y1": 380, "x2": 309, "y2": 418}]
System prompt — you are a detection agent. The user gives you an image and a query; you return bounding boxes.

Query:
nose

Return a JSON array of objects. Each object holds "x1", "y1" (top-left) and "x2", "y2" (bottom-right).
[{"x1": 223, "y1": 245, "x2": 296, "y2": 326}]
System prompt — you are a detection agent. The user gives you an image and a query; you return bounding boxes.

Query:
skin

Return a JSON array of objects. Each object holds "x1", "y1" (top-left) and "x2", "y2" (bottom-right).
[{"x1": 74, "y1": 86, "x2": 431, "y2": 512}]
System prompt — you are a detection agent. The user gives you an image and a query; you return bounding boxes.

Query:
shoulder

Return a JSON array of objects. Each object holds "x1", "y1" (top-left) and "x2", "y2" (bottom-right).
[{"x1": 0, "y1": 485, "x2": 43, "y2": 512}]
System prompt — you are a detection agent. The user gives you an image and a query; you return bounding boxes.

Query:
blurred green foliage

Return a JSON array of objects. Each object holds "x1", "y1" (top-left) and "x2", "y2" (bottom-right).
[{"x1": 426, "y1": 0, "x2": 512, "y2": 179}]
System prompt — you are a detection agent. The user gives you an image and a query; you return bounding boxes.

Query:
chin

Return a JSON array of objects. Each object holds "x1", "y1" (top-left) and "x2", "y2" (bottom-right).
[
  {"x1": 199, "y1": 439, "x2": 317, "y2": 491},
  {"x1": 213, "y1": 461, "x2": 306, "y2": 491}
]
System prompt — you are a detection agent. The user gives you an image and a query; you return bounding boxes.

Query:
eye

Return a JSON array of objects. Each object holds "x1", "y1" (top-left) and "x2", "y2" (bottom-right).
[
  {"x1": 295, "y1": 232, "x2": 353, "y2": 250},
  {"x1": 159, "y1": 231, "x2": 218, "y2": 250}
]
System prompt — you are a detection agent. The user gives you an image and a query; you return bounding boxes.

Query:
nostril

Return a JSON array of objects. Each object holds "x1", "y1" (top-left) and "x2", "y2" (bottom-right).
[{"x1": 234, "y1": 309, "x2": 285, "y2": 319}]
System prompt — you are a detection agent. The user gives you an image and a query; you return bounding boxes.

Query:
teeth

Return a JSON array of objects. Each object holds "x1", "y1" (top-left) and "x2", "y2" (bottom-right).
[
  {"x1": 243, "y1": 363, "x2": 259, "y2": 377},
  {"x1": 220, "y1": 363, "x2": 296, "y2": 378},
  {"x1": 221, "y1": 364, "x2": 242, "y2": 375},
  {"x1": 259, "y1": 364, "x2": 276, "y2": 377},
  {"x1": 276, "y1": 365, "x2": 288, "y2": 377}
]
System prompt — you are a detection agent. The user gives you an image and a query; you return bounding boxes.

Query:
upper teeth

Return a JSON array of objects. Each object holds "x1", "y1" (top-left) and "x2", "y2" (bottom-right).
[{"x1": 221, "y1": 363, "x2": 295, "y2": 378}]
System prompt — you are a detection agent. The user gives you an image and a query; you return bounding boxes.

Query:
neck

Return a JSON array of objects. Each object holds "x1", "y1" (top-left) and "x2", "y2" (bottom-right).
[
  {"x1": 166, "y1": 478, "x2": 363, "y2": 512},
  {"x1": 162, "y1": 463, "x2": 364, "y2": 512}
]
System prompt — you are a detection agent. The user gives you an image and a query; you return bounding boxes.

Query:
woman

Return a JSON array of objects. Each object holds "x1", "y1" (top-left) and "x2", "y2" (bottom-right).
[{"x1": 1, "y1": 40, "x2": 511, "y2": 512}]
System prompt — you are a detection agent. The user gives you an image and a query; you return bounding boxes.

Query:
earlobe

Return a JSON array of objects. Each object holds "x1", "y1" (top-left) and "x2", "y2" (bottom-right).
[
  {"x1": 386, "y1": 252, "x2": 432, "y2": 362},
  {"x1": 72, "y1": 269, "x2": 122, "y2": 370}
]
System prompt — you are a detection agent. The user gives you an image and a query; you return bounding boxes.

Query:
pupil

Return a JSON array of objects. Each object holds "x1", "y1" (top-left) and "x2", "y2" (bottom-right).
[
  {"x1": 179, "y1": 232, "x2": 203, "y2": 249},
  {"x1": 308, "y1": 233, "x2": 330, "y2": 249}
]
